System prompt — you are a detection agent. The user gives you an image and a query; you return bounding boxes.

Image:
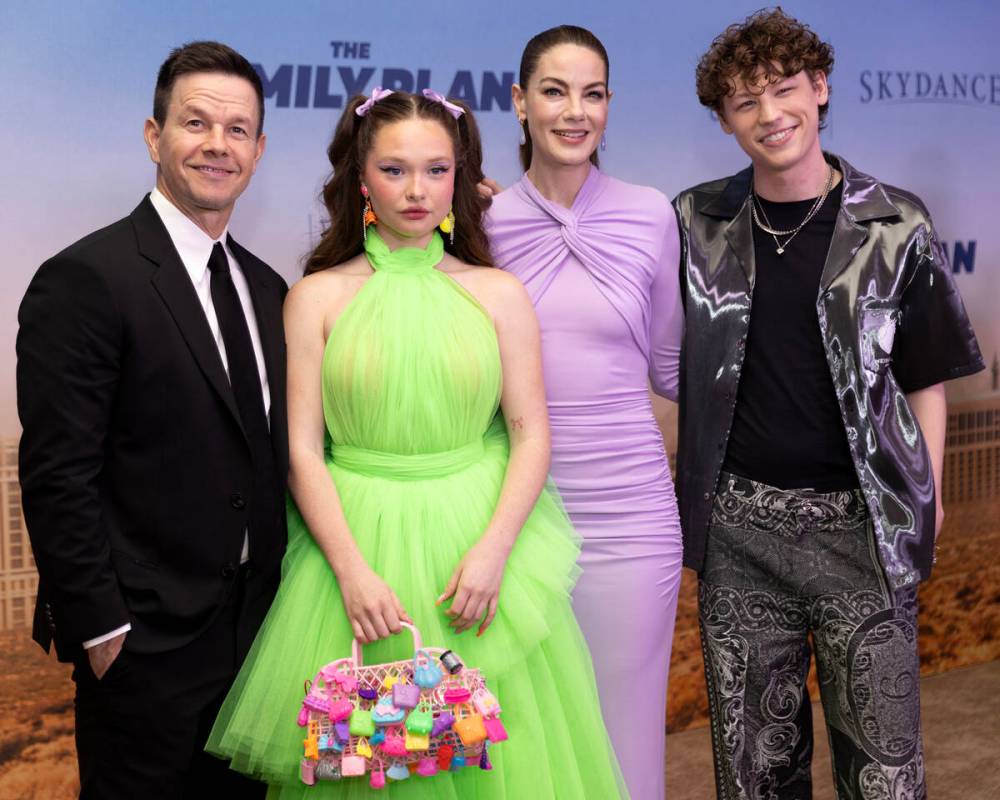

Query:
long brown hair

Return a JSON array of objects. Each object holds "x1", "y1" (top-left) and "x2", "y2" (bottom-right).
[
  {"x1": 305, "y1": 92, "x2": 493, "y2": 274},
  {"x1": 517, "y1": 25, "x2": 610, "y2": 172}
]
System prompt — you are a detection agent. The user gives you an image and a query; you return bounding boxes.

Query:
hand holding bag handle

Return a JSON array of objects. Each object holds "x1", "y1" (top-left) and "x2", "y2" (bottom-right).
[{"x1": 352, "y1": 621, "x2": 424, "y2": 666}]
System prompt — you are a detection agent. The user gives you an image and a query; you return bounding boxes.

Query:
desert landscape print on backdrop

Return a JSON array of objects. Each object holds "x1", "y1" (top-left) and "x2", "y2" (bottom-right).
[{"x1": 3, "y1": 390, "x2": 999, "y2": 797}]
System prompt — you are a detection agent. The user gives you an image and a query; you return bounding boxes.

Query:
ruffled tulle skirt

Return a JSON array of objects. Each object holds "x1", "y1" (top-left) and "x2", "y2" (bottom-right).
[{"x1": 206, "y1": 418, "x2": 628, "y2": 798}]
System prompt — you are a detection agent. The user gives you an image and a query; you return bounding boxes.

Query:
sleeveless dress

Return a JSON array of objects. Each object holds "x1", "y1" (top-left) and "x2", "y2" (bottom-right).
[
  {"x1": 487, "y1": 167, "x2": 684, "y2": 800},
  {"x1": 206, "y1": 229, "x2": 627, "y2": 799}
]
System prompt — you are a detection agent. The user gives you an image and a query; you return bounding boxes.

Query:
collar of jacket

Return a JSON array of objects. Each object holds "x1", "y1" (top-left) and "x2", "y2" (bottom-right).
[{"x1": 695, "y1": 152, "x2": 903, "y2": 290}]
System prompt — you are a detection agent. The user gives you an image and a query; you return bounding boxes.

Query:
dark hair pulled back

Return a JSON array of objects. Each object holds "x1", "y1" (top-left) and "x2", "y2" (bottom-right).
[{"x1": 517, "y1": 25, "x2": 610, "y2": 172}]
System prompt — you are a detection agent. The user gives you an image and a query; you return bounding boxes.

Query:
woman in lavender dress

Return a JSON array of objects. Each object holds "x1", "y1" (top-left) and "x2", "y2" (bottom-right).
[{"x1": 486, "y1": 25, "x2": 684, "y2": 800}]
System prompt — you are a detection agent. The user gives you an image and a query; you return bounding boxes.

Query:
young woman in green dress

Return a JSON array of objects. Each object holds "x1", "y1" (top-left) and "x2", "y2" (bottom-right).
[{"x1": 207, "y1": 89, "x2": 627, "y2": 799}]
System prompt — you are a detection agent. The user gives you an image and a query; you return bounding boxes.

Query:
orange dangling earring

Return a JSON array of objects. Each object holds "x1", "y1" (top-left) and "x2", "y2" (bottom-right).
[{"x1": 361, "y1": 185, "x2": 377, "y2": 243}]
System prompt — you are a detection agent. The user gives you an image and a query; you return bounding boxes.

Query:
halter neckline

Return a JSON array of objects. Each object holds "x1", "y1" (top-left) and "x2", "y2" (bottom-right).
[{"x1": 364, "y1": 227, "x2": 444, "y2": 273}]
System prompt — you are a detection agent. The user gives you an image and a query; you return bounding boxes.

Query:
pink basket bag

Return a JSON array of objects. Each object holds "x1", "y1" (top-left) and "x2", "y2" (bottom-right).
[{"x1": 297, "y1": 622, "x2": 506, "y2": 787}]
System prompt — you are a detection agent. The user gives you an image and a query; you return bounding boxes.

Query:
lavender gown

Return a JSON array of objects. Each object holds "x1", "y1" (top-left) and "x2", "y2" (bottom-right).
[{"x1": 487, "y1": 166, "x2": 684, "y2": 800}]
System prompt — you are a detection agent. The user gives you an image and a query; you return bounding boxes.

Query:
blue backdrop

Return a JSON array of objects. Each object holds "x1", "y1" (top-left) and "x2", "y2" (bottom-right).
[{"x1": 2, "y1": 0, "x2": 997, "y2": 440}]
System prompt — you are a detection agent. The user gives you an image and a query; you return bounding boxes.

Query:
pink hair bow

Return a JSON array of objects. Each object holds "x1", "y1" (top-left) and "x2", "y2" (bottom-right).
[
  {"x1": 356, "y1": 87, "x2": 394, "y2": 116},
  {"x1": 422, "y1": 88, "x2": 464, "y2": 119}
]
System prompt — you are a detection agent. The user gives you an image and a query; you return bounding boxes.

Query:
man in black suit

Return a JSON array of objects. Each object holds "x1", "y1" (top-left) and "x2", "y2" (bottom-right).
[{"x1": 17, "y1": 41, "x2": 287, "y2": 798}]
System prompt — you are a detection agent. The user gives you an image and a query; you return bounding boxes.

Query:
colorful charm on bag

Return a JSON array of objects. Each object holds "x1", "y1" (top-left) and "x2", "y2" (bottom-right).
[
  {"x1": 380, "y1": 727, "x2": 407, "y2": 757},
  {"x1": 405, "y1": 730, "x2": 430, "y2": 751},
  {"x1": 431, "y1": 711, "x2": 455, "y2": 737},
  {"x1": 315, "y1": 759, "x2": 342, "y2": 780},
  {"x1": 370, "y1": 759, "x2": 386, "y2": 789},
  {"x1": 453, "y1": 704, "x2": 487, "y2": 746},
  {"x1": 472, "y1": 688, "x2": 501, "y2": 717},
  {"x1": 436, "y1": 743, "x2": 454, "y2": 770},
  {"x1": 439, "y1": 650, "x2": 464, "y2": 675},
  {"x1": 392, "y1": 681, "x2": 420, "y2": 709},
  {"x1": 413, "y1": 649, "x2": 443, "y2": 689},
  {"x1": 349, "y1": 707, "x2": 375, "y2": 737},
  {"x1": 372, "y1": 695, "x2": 405, "y2": 725},
  {"x1": 484, "y1": 716, "x2": 508, "y2": 743},
  {"x1": 443, "y1": 686, "x2": 471, "y2": 705},
  {"x1": 381, "y1": 673, "x2": 401, "y2": 691},
  {"x1": 328, "y1": 698, "x2": 354, "y2": 722},
  {"x1": 326, "y1": 667, "x2": 358, "y2": 696},
  {"x1": 341, "y1": 754, "x2": 366, "y2": 777},
  {"x1": 405, "y1": 702, "x2": 434, "y2": 735},
  {"x1": 417, "y1": 756, "x2": 439, "y2": 776}
]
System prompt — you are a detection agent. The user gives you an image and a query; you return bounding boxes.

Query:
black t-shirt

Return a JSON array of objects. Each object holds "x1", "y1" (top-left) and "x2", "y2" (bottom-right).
[{"x1": 722, "y1": 181, "x2": 860, "y2": 491}]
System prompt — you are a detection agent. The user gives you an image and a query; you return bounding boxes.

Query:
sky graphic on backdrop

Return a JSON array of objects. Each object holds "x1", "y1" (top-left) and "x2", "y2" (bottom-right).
[{"x1": 2, "y1": 0, "x2": 997, "y2": 433}]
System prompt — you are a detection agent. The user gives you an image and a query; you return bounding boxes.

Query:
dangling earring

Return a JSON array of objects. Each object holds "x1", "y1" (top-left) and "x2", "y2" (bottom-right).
[
  {"x1": 600, "y1": 130, "x2": 607, "y2": 152},
  {"x1": 439, "y1": 209, "x2": 456, "y2": 247},
  {"x1": 518, "y1": 118, "x2": 526, "y2": 147},
  {"x1": 360, "y1": 185, "x2": 377, "y2": 243}
]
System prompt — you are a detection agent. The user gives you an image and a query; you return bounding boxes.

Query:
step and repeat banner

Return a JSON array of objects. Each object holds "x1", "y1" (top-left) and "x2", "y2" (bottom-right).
[{"x1": 1, "y1": 0, "x2": 997, "y2": 793}]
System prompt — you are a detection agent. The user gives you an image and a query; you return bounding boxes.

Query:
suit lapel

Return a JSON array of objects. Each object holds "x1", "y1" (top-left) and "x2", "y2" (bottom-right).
[{"x1": 132, "y1": 197, "x2": 246, "y2": 438}]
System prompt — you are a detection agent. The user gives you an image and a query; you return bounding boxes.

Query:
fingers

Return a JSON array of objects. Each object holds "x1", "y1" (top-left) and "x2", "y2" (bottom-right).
[
  {"x1": 448, "y1": 590, "x2": 492, "y2": 635},
  {"x1": 359, "y1": 617, "x2": 379, "y2": 644},
  {"x1": 383, "y1": 601, "x2": 402, "y2": 636},
  {"x1": 477, "y1": 177, "x2": 503, "y2": 198},
  {"x1": 477, "y1": 597, "x2": 498, "y2": 637},
  {"x1": 458, "y1": 598, "x2": 488, "y2": 635},
  {"x1": 437, "y1": 570, "x2": 460, "y2": 606},
  {"x1": 393, "y1": 594, "x2": 412, "y2": 625}
]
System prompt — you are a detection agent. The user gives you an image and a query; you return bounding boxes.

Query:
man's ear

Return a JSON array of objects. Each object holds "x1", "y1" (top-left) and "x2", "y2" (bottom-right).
[
  {"x1": 143, "y1": 117, "x2": 162, "y2": 165},
  {"x1": 811, "y1": 70, "x2": 830, "y2": 106},
  {"x1": 717, "y1": 110, "x2": 734, "y2": 136},
  {"x1": 252, "y1": 132, "x2": 266, "y2": 174}
]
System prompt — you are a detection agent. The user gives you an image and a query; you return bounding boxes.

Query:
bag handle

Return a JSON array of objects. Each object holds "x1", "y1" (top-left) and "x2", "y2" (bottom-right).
[{"x1": 351, "y1": 621, "x2": 423, "y2": 668}]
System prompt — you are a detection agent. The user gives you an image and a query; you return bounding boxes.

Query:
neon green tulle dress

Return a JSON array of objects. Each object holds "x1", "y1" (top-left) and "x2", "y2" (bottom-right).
[{"x1": 206, "y1": 229, "x2": 627, "y2": 798}]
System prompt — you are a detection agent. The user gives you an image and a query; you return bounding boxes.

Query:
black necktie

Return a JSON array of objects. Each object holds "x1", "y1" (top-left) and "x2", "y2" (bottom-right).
[
  {"x1": 207, "y1": 242, "x2": 279, "y2": 559},
  {"x1": 207, "y1": 243, "x2": 270, "y2": 440}
]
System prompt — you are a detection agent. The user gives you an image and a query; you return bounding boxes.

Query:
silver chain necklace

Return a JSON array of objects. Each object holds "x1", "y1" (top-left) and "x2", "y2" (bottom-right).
[{"x1": 751, "y1": 166, "x2": 835, "y2": 255}]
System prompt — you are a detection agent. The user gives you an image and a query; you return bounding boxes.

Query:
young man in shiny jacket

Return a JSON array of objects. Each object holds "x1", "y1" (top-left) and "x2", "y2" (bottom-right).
[{"x1": 673, "y1": 9, "x2": 983, "y2": 799}]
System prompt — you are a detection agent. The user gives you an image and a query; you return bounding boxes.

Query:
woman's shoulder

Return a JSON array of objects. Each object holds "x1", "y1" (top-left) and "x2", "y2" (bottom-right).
[
  {"x1": 484, "y1": 178, "x2": 533, "y2": 224},
  {"x1": 600, "y1": 173, "x2": 673, "y2": 219},
  {"x1": 445, "y1": 256, "x2": 528, "y2": 305},
  {"x1": 286, "y1": 254, "x2": 372, "y2": 309}
]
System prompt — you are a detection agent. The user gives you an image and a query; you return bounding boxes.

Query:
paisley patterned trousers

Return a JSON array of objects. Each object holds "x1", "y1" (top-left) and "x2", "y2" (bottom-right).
[{"x1": 698, "y1": 473, "x2": 926, "y2": 800}]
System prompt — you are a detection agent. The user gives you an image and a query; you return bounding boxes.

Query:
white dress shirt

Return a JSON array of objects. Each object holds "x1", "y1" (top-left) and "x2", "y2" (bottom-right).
[{"x1": 82, "y1": 189, "x2": 270, "y2": 650}]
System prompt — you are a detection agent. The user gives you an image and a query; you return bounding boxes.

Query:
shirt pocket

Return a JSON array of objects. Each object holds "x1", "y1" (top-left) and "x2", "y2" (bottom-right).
[{"x1": 858, "y1": 298, "x2": 901, "y2": 375}]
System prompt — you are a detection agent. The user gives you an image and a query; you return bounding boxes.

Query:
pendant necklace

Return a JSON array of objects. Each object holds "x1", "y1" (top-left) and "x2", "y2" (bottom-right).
[{"x1": 751, "y1": 165, "x2": 834, "y2": 255}]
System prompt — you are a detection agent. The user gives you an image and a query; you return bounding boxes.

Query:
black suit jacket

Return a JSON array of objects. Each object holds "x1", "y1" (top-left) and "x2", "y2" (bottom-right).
[{"x1": 17, "y1": 196, "x2": 289, "y2": 660}]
